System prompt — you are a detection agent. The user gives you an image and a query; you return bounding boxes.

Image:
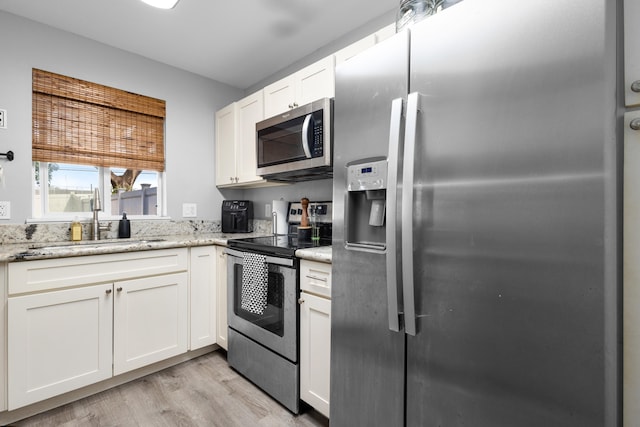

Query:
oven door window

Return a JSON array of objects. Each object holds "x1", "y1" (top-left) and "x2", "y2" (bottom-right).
[{"x1": 233, "y1": 263, "x2": 285, "y2": 337}]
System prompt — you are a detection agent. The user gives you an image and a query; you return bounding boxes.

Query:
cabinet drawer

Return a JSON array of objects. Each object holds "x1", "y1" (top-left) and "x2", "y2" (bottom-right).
[
  {"x1": 9, "y1": 248, "x2": 188, "y2": 295},
  {"x1": 300, "y1": 260, "x2": 331, "y2": 298}
]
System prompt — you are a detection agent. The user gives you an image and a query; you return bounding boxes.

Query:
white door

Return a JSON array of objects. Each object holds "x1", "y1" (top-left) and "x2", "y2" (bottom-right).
[
  {"x1": 8, "y1": 283, "x2": 114, "y2": 410},
  {"x1": 264, "y1": 75, "x2": 296, "y2": 118},
  {"x1": 190, "y1": 246, "x2": 217, "y2": 350},
  {"x1": 216, "y1": 247, "x2": 228, "y2": 350},
  {"x1": 236, "y1": 91, "x2": 265, "y2": 184},
  {"x1": 625, "y1": 0, "x2": 640, "y2": 107},
  {"x1": 215, "y1": 103, "x2": 237, "y2": 186},
  {"x1": 625, "y1": 110, "x2": 640, "y2": 427},
  {"x1": 113, "y1": 272, "x2": 188, "y2": 375},
  {"x1": 296, "y1": 56, "x2": 335, "y2": 106},
  {"x1": 299, "y1": 291, "x2": 331, "y2": 418}
]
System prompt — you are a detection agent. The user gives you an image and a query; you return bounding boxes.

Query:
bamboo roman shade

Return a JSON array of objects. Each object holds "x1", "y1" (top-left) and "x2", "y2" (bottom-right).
[{"x1": 32, "y1": 69, "x2": 166, "y2": 172}]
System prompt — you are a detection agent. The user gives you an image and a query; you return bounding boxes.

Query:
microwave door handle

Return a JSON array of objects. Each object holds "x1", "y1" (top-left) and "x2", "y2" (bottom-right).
[{"x1": 301, "y1": 114, "x2": 313, "y2": 159}]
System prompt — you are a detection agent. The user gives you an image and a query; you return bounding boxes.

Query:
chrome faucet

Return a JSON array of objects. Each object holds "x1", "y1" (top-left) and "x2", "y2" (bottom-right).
[{"x1": 91, "y1": 188, "x2": 108, "y2": 240}]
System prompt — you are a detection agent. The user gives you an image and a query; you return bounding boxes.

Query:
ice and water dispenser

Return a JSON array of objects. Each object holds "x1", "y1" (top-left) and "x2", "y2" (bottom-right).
[{"x1": 346, "y1": 158, "x2": 388, "y2": 251}]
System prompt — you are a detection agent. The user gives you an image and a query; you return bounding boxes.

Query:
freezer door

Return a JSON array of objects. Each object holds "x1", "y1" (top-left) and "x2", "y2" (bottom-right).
[
  {"x1": 330, "y1": 32, "x2": 409, "y2": 427},
  {"x1": 404, "y1": 0, "x2": 617, "y2": 426}
]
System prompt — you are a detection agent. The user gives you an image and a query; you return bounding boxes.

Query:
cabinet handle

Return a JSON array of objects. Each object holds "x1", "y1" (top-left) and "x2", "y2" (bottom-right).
[
  {"x1": 293, "y1": 102, "x2": 298, "y2": 108},
  {"x1": 288, "y1": 103, "x2": 293, "y2": 109},
  {"x1": 117, "y1": 287, "x2": 123, "y2": 292},
  {"x1": 105, "y1": 289, "x2": 112, "y2": 294},
  {"x1": 632, "y1": 80, "x2": 640, "y2": 93},
  {"x1": 298, "y1": 297, "x2": 305, "y2": 304},
  {"x1": 631, "y1": 118, "x2": 640, "y2": 131},
  {"x1": 229, "y1": 177, "x2": 234, "y2": 182},
  {"x1": 306, "y1": 275, "x2": 328, "y2": 283}
]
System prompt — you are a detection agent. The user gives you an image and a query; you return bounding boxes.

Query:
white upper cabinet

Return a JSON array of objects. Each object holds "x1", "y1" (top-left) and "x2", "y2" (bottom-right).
[
  {"x1": 215, "y1": 91, "x2": 269, "y2": 187},
  {"x1": 335, "y1": 35, "x2": 376, "y2": 66},
  {"x1": 263, "y1": 75, "x2": 296, "y2": 118},
  {"x1": 214, "y1": 103, "x2": 237, "y2": 186},
  {"x1": 264, "y1": 56, "x2": 335, "y2": 118},
  {"x1": 625, "y1": 0, "x2": 640, "y2": 107},
  {"x1": 236, "y1": 91, "x2": 266, "y2": 184},
  {"x1": 375, "y1": 23, "x2": 396, "y2": 43}
]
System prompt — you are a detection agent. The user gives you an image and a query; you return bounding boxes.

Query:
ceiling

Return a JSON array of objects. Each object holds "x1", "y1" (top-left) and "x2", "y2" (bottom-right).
[{"x1": 0, "y1": 0, "x2": 398, "y2": 89}]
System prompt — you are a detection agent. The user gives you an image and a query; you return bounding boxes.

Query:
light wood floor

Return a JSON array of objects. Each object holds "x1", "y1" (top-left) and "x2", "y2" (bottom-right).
[{"x1": 10, "y1": 350, "x2": 330, "y2": 427}]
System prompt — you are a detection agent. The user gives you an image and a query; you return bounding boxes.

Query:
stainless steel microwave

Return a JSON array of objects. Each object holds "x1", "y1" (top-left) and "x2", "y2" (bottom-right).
[{"x1": 256, "y1": 98, "x2": 332, "y2": 182}]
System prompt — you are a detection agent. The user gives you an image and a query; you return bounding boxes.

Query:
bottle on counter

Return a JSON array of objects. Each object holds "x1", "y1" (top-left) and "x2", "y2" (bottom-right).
[
  {"x1": 71, "y1": 217, "x2": 82, "y2": 241},
  {"x1": 118, "y1": 212, "x2": 131, "y2": 238}
]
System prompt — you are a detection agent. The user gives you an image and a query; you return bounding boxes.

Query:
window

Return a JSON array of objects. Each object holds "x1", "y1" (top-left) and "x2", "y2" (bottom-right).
[{"x1": 32, "y1": 69, "x2": 166, "y2": 219}]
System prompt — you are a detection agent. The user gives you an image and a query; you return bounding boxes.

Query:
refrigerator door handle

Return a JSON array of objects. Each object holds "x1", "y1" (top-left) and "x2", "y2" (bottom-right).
[
  {"x1": 386, "y1": 97, "x2": 405, "y2": 332},
  {"x1": 402, "y1": 92, "x2": 420, "y2": 336}
]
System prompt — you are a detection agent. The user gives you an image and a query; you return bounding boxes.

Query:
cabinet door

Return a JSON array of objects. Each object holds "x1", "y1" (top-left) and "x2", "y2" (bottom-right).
[
  {"x1": 300, "y1": 260, "x2": 332, "y2": 299},
  {"x1": 0, "y1": 263, "x2": 6, "y2": 412},
  {"x1": 296, "y1": 56, "x2": 335, "y2": 106},
  {"x1": 190, "y1": 246, "x2": 217, "y2": 350},
  {"x1": 264, "y1": 75, "x2": 296, "y2": 118},
  {"x1": 375, "y1": 23, "x2": 397, "y2": 43},
  {"x1": 625, "y1": 0, "x2": 640, "y2": 107},
  {"x1": 216, "y1": 247, "x2": 228, "y2": 350},
  {"x1": 113, "y1": 272, "x2": 188, "y2": 375},
  {"x1": 215, "y1": 103, "x2": 238, "y2": 186},
  {"x1": 236, "y1": 91, "x2": 266, "y2": 184},
  {"x1": 299, "y1": 291, "x2": 331, "y2": 418},
  {"x1": 8, "y1": 283, "x2": 113, "y2": 410},
  {"x1": 625, "y1": 111, "x2": 640, "y2": 426},
  {"x1": 335, "y1": 35, "x2": 376, "y2": 65}
]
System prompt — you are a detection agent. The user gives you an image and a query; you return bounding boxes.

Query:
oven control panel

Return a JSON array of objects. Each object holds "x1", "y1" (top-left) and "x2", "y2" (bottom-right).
[{"x1": 288, "y1": 201, "x2": 332, "y2": 224}]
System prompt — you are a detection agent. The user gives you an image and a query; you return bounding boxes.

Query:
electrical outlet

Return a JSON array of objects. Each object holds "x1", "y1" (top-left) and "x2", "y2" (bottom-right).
[
  {"x1": 0, "y1": 201, "x2": 10, "y2": 219},
  {"x1": 0, "y1": 109, "x2": 6, "y2": 129},
  {"x1": 265, "y1": 204, "x2": 271, "y2": 217},
  {"x1": 182, "y1": 203, "x2": 197, "y2": 218}
]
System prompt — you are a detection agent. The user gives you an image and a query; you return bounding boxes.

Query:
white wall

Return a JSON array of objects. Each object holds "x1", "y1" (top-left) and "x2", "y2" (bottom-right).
[
  {"x1": 0, "y1": 8, "x2": 397, "y2": 224},
  {"x1": 0, "y1": 11, "x2": 243, "y2": 223},
  {"x1": 245, "y1": 9, "x2": 396, "y2": 94}
]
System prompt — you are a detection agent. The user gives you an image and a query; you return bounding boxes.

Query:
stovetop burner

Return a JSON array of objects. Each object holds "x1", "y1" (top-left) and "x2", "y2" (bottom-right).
[{"x1": 227, "y1": 234, "x2": 332, "y2": 258}]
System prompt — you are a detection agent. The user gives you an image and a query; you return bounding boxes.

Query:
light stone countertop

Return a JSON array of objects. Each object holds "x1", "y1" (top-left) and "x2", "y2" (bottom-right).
[
  {"x1": 0, "y1": 232, "x2": 332, "y2": 263},
  {"x1": 295, "y1": 245, "x2": 332, "y2": 263}
]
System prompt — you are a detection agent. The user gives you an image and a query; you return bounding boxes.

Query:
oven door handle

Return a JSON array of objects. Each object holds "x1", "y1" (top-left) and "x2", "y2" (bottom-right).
[{"x1": 225, "y1": 248, "x2": 294, "y2": 267}]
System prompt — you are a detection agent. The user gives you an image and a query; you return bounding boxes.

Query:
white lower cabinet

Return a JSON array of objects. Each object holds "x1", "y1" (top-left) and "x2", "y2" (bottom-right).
[
  {"x1": 299, "y1": 259, "x2": 331, "y2": 418},
  {"x1": 216, "y1": 246, "x2": 228, "y2": 350},
  {"x1": 7, "y1": 249, "x2": 189, "y2": 410},
  {"x1": 113, "y1": 273, "x2": 188, "y2": 375},
  {"x1": 8, "y1": 283, "x2": 114, "y2": 410},
  {"x1": 189, "y1": 246, "x2": 217, "y2": 350}
]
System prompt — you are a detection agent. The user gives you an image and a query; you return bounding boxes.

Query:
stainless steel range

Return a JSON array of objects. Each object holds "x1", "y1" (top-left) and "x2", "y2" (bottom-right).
[{"x1": 226, "y1": 201, "x2": 332, "y2": 414}]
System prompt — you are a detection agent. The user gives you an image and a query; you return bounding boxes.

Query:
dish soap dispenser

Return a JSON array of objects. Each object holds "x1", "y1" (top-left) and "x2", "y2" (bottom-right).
[
  {"x1": 71, "y1": 217, "x2": 82, "y2": 241},
  {"x1": 118, "y1": 212, "x2": 131, "y2": 238}
]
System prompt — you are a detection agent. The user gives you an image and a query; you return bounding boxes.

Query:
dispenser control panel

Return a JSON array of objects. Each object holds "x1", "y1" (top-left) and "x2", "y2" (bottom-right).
[{"x1": 347, "y1": 159, "x2": 388, "y2": 191}]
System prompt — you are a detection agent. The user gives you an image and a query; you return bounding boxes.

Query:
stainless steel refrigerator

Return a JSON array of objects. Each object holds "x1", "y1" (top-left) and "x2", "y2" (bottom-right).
[{"x1": 330, "y1": 0, "x2": 619, "y2": 426}]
